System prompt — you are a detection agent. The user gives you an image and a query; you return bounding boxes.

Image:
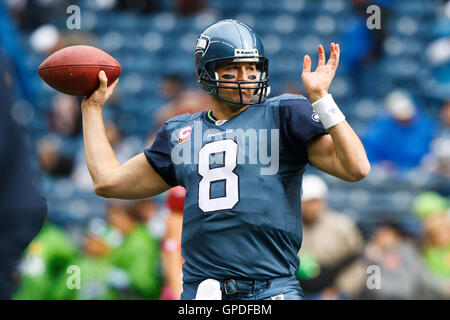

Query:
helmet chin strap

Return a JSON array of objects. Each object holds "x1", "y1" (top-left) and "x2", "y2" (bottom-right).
[
  {"x1": 250, "y1": 85, "x2": 270, "y2": 103},
  {"x1": 251, "y1": 69, "x2": 270, "y2": 102}
]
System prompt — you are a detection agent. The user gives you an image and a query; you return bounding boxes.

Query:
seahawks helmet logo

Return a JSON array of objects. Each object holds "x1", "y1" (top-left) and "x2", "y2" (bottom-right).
[
  {"x1": 311, "y1": 112, "x2": 320, "y2": 122},
  {"x1": 195, "y1": 34, "x2": 210, "y2": 57}
]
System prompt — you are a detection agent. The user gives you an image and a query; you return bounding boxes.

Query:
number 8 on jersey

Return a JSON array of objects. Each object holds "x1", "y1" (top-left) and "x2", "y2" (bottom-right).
[{"x1": 198, "y1": 139, "x2": 239, "y2": 212}]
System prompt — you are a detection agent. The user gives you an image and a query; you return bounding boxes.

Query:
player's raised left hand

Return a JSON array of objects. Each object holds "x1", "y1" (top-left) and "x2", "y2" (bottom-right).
[{"x1": 302, "y1": 43, "x2": 340, "y2": 103}]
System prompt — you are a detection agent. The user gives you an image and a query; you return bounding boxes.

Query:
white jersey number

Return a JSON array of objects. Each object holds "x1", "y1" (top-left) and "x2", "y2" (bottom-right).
[{"x1": 198, "y1": 140, "x2": 239, "y2": 212}]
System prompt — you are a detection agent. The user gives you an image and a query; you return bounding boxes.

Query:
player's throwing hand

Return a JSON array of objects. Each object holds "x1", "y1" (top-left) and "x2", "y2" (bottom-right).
[
  {"x1": 82, "y1": 70, "x2": 119, "y2": 108},
  {"x1": 302, "y1": 43, "x2": 340, "y2": 103}
]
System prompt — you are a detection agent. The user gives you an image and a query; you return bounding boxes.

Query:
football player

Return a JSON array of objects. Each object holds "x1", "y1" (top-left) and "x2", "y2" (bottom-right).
[{"x1": 80, "y1": 19, "x2": 370, "y2": 300}]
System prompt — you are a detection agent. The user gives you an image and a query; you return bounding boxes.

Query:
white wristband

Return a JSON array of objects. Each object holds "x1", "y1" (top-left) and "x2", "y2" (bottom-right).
[{"x1": 311, "y1": 94, "x2": 346, "y2": 129}]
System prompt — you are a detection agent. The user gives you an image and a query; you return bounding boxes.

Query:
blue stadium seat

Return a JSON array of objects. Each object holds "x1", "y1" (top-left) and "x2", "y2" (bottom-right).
[
  {"x1": 392, "y1": 0, "x2": 438, "y2": 16},
  {"x1": 120, "y1": 73, "x2": 144, "y2": 94},
  {"x1": 321, "y1": 0, "x2": 349, "y2": 15},
  {"x1": 114, "y1": 12, "x2": 139, "y2": 31},
  {"x1": 261, "y1": 0, "x2": 284, "y2": 13},
  {"x1": 240, "y1": 0, "x2": 265, "y2": 12},
  {"x1": 393, "y1": 16, "x2": 420, "y2": 38},
  {"x1": 141, "y1": 31, "x2": 164, "y2": 53},
  {"x1": 100, "y1": 31, "x2": 124, "y2": 52},
  {"x1": 313, "y1": 15, "x2": 338, "y2": 36},
  {"x1": 273, "y1": 14, "x2": 297, "y2": 35},
  {"x1": 152, "y1": 11, "x2": 177, "y2": 32},
  {"x1": 283, "y1": 0, "x2": 307, "y2": 14}
]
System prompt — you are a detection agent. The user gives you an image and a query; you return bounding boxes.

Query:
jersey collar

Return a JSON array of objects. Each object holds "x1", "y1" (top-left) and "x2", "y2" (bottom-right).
[{"x1": 206, "y1": 110, "x2": 228, "y2": 126}]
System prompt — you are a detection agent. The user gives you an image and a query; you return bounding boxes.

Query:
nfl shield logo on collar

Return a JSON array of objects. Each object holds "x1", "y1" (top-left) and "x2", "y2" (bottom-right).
[{"x1": 178, "y1": 125, "x2": 193, "y2": 144}]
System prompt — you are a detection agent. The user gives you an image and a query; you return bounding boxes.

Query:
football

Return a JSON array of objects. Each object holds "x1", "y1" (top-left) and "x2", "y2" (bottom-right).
[{"x1": 38, "y1": 45, "x2": 121, "y2": 96}]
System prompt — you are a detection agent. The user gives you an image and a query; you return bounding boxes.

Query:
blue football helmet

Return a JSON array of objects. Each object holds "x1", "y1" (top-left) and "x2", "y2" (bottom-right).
[{"x1": 194, "y1": 19, "x2": 270, "y2": 105}]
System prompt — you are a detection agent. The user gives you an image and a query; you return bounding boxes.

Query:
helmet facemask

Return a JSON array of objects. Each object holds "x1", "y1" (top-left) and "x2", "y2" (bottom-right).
[{"x1": 198, "y1": 57, "x2": 270, "y2": 106}]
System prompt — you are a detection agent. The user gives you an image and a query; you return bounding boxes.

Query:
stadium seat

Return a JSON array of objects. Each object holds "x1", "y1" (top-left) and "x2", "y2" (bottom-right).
[
  {"x1": 152, "y1": 12, "x2": 176, "y2": 32},
  {"x1": 283, "y1": 0, "x2": 306, "y2": 14},
  {"x1": 273, "y1": 14, "x2": 297, "y2": 35}
]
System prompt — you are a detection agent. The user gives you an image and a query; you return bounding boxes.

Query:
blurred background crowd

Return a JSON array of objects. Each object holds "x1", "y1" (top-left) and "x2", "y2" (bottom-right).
[{"x1": 0, "y1": 0, "x2": 449, "y2": 299}]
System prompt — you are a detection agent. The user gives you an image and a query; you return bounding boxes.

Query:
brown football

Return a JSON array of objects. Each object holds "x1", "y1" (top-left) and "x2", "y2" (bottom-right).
[{"x1": 38, "y1": 45, "x2": 121, "y2": 96}]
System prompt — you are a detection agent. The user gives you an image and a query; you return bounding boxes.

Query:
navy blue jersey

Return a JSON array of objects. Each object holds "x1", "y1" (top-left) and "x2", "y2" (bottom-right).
[{"x1": 145, "y1": 94, "x2": 328, "y2": 282}]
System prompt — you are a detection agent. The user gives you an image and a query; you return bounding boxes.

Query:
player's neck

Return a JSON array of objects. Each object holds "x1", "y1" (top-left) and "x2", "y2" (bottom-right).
[{"x1": 210, "y1": 99, "x2": 250, "y2": 120}]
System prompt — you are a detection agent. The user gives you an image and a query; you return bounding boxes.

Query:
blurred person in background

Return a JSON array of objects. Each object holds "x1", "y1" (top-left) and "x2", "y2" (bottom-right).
[
  {"x1": 73, "y1": 219, "x2": 130, "y2": 300},
  {"x1": 422, "y1": 214, "x2": 450, "y2": 280},
  {"x1": 160, "y1": 73, "x2": 184, "y2": 102},
  {"x1": 37, "y1": 136, "x2": 74, "y2": 177},
  {"x1": 0, "y1": 1, "x2": 38, "y2": 104},
  {"x1": 421, "y1": 100, "x2": 450, "y2": 192},
  {"x1": 47, "y1": 93, "x2": 82, "y2": 138},
  {"x1": 13, "y1": 222, "x2": 79, "y2": 300},
  {"x1": 339, "y1": 0, "x2": 376, "y2": 75},
  {"x1": 160, "y1": 186, "x2": 185, "y2": 300},
  {"x1": 132, "y1": 199, "x2": 166, "y2": 240},
  {"x1": 363, "y1": 89, "x2": 437, "y2": 172},
  {"x1": 0, "y1": 48, "x2": 47, "y2": 300},
  {"x1": 412, "y1": 191, "x2": 450, "y2": 281},
  {"x1": 155, "y1": 89, "x2": 211, "y2": 126},
  {"x1": 153, "y1": 73, "x2": 185, "y2": 125},
  {"x1": 361, "y1": 219, "x2": 449, "y2": 299},
  {"x1": 339, "y1": 0, "x2": 392, "y2": 95},
  {"x1": 298, "y1": 175, "x2": 366, "y2": 300},
  {"x1": 412, "y1": 191, "x2": 449, "y2": 220},
  {"x1": 107, "y1": 200, "x2": 163, "y2": 299}
]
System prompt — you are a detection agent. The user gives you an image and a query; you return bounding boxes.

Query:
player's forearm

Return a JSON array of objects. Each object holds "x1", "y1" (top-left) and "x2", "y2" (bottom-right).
[
  {"x1": 81, "y1": 102, "x2": 120, "y2": 189},
  {"x1": 328, "y1": 121, "x2": 370, "y2": 180}
]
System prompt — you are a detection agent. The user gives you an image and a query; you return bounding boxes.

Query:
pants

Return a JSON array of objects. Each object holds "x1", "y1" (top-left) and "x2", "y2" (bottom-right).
[{"x1": 181, "y1": 275, "x2": 304, "y2": 300}]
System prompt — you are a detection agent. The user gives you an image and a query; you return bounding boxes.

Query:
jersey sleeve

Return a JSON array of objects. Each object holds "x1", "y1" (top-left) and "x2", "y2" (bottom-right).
[
  {"x1": 279, "y1": 97, "x2": 329, "y2": 164},
  {"x1": 144, "y1": 123, "x2": 178, "y2": 187}
]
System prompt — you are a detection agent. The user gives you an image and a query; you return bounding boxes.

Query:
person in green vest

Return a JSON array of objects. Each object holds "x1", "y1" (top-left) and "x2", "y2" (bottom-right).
[
  {"x1": 13, "y1": 222, "x2": 79, "y2": 300},
  {"x1": 413, "y1": 192, "x2": 450, "y2": 294},
  {"x1": 106, "y1": 200, "x2": 163, "y2": 299},
  {"x1": 422, "y1": 214, "x2": 450, "y2": 279},
  {"x1": 72, "y1": 218, "x2": 129, "y2": 300}
]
